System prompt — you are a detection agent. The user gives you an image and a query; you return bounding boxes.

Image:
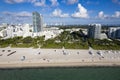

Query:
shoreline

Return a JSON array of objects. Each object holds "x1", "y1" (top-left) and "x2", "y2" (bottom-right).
[
  {"x1": 1, "y1": 65, "x2": 120, "y2": 70},
  {"x1": 0, "y1": 62, "x2": 120, "y2": 69},
  {"x1": 0, "y1": 48, "x2": 120, "y2": 68}
]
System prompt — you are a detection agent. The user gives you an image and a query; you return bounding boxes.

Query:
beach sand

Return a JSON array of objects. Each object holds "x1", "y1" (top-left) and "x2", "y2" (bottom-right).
[{"x1": 0, "y1": 48, "x2": 120, "y2": 68}]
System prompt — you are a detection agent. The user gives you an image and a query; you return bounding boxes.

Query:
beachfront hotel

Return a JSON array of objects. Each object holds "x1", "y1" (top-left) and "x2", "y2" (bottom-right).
[
  {"x1": 32, "y1": 11, "x2": 43, "y2": 33},
  {"x1": 108, "y1": 27, "x2": 120, "y2": 39},
  {"x1": 88, "y1": 24, "x2": 101, "y2": 39}
]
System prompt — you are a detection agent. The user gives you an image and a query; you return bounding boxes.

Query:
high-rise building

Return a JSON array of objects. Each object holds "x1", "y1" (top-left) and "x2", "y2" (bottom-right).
[
  {"x1": 108, "y1": 27, "x2": 120, "y2": 39},
  {"x1": 88, "y1": 24, "x2": 101, "y2": 39},
  {"x1": 32, "y1": 12, "x2": 43, "y2": 33}
]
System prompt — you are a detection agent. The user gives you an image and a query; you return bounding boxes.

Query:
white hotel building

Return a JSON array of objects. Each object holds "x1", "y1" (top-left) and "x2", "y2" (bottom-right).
[
  {"x1": 108, "y1": 27, "x2": 120, "y2": 39},
  {"x1": 0, "y1": 23, "x2": 63, "y2": 40}
]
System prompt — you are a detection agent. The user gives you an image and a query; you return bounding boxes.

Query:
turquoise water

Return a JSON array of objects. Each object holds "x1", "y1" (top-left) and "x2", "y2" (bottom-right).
[{"x1": 0, "y1": 67, "x2": 120, "y2": 80}]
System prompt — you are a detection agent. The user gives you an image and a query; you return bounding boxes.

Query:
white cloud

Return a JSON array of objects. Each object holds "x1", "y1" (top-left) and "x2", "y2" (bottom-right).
[
  {"x1": 98, "y1": 11, "x2": 108, "y2": 19},
  {"x1": 5, "y1": 0, "x2": 46, "y2": 7},
  {"x1": 61, "y1": 0, "x2": 66, "y2": 3},
  {"x1": 98, "y1": 11, "x2": 105, "y2": 19},
  {"x1": 71, "y1": 3, "x2": 89, "y2": 18},
  {"x1": 34, "y1": 0, "x2": 46, "y2": 7},
  {"x1": 97, "y1": 11, "x2": 120, "y2": 19},
  {"x1": 2, "y1": 11, "x2": 14, "y2": 16},
  {"x1": 112, "y1": 11, "x2": 120, "y2": 18},
  {"x1": 5, "y1": 0, "x2": 26, "y2": 4},
  {"x1": 52, "y1": 9, "x2": 69, "y2": 17},
  {"x1": 28, "y1": 0, "x2": 36, "y2": 3},
  {"x1": 60, "y1": 14, "x2": 69, "y2": 17},
  {"x1": 15, "y1": 11, "x2": 32, "y2": 17},
  {"x1": 52, "y1": 9, "x2": 61, "y2": 17},
  {"x1": 86, "y1": 1, "x2": 99, "y2": 5},
  {"x1": 67, "y1": 0, "x2": 78, "y2": 4},
  {"x1": 5, "y1": 0, "x2": 39, "y2": 4},
  {"x1": 49, "y1": 0, "x2": 59, "y2": 6},
  {"x1": 2, "y1": 11, "x2": 32, "y2": 24},
  {"x1": 3, "y1": 11, "x2": 32, "y2": 17},
  {"x1": 61, "y1": 0, "x2": 78, "y2": 4},
  {"x1": 112, "y1": 0, "x2": 120, "y2": 5}
]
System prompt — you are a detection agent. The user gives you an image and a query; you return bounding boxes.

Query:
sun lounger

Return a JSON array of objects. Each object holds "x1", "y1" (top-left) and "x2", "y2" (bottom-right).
[{"x1": 7, "y1": 51, "x2": 16, "y2": 56}]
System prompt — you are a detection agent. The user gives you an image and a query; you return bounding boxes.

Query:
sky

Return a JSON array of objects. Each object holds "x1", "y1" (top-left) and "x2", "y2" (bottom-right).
[{"x1": 0, "y1": 0, "x2": 120, "y2": 25}]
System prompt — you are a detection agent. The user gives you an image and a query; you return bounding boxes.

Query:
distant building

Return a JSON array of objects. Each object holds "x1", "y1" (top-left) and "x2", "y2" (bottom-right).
[
  {"x1": 108, "y1": 27, "x2": 120, "y2": 39},
  {"x1": 0, "y1": 23, "x2": 63, "y2": 40},
  {"x1": 32, "y1": 12, "x2": 43, "y2": 33},
  {"x1": 0, "y1": 12, "x2": 63, "y2": 40},
  {"x1": 2, "y1": 30, "x2": 7, "y2": 37},
  {"x1": 88, "y1": 24, "x2": 101, "y2": 39}
]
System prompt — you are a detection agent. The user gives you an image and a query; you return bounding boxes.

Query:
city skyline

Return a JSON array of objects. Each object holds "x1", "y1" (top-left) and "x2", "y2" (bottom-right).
[{"x1": 0, "y1": 0, "x2": 120, "y2": 25}]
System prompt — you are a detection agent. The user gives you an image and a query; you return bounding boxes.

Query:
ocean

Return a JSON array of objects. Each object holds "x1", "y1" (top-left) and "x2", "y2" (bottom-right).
[{"x1": 0, "y1": 67, "x2": 120, "y2": 80}]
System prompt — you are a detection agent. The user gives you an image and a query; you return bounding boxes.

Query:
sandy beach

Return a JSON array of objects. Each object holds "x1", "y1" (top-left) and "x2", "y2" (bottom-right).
[{"x1": 0, "y1": 48, "x2": 120, "y2": 68}]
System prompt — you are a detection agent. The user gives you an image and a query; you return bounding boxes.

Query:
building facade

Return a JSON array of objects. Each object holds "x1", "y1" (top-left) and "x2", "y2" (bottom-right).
[
  {"x1": 32, "y1": 12, "x2": 43, "y2": 33},
  {"x1": 88, "y1": 24, "x2": 101, "y2": 39},
  {"x1": 108, "y1": 27, "x2": 120, "y2": 39}
]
